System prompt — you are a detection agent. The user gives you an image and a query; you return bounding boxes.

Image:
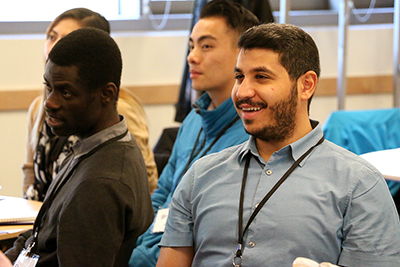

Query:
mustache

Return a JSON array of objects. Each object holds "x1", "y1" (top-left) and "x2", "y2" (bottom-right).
[{"x1": 235, "y1": 99, "x2": 268, "y2": 109}]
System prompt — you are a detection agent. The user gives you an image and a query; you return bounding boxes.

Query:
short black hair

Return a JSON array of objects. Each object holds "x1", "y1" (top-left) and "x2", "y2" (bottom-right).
[
  {"x1": 239, "y1": 23, "x2": 320, "y2": 80},
  {"x1": 238, "y1": 23, "x2": 320, "y2": 110},
  {"x1": 200, "y1": 0, "x2": 260, "y2": 36},
  {"x1": 48, "y1": 27, "x2": 122, "y2": 91}
]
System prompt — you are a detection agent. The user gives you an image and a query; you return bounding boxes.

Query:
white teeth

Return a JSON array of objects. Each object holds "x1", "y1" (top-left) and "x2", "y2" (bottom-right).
[{"x1": 242, "y1": 107, "x2": 262, "y2": 112}]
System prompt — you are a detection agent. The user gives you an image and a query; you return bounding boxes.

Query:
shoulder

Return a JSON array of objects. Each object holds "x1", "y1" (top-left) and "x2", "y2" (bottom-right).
[
  {"x1": 180, "y1": 109, "x2": 201, "y2": 126},
  {"x1": 315, "y1": 140, "x2": 384, "y2": 188},
  {"x1": 320, "y1": 140, "x2": 378, "y2": 170},
  {"x1": 78, "y1": 137, "x2": 146, "y2": 180},
  {"x1": 192, "y1": 142, "x2": 245, "y2": 170},
  {"x1": 175, "y1": 110, "x2": 202, "y2": 138},
  {"x1": 93, "y1": 136, "x2": 143, "y2": 164}
]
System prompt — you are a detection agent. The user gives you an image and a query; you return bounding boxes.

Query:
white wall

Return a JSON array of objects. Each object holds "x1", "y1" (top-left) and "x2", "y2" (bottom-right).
[{"x1": 0, "y1": 24, "x2": 396, "y2": 197}]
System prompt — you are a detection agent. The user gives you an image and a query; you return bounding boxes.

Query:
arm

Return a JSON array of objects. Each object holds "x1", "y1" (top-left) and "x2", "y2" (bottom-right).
[
  {"x1": 151, "y1": 158, "x2": 176, "y2": 212},
  {"x1": 151, "y1": 125, "x2": 184, "y2": 212},
  {"x1": 157, "y1": 247, "x2": 194, "y2": 267},
  {"x1": 4, "y1": 229, "x2": 33, "y2": 263},
  {"x1": 339, "y1": 170, "x2": 400, "y2": 266}
]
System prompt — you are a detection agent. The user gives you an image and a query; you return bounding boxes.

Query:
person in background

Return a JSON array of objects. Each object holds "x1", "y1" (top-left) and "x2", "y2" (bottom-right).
[
  {"x1": 23, "y1": 8, "x2": 157, "y2": 201},
  {"x1": 129, "y1": 1, "x2": 259, "y2": 266},
  {"x1": 5, "y1": 27, "x2": 153, "y2": 266},
  {"x1": 156, "y1": 23, "x2": 400, "y2": 266}
]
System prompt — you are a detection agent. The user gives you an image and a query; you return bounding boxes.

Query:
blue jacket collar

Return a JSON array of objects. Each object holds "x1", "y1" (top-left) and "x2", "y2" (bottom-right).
[{"x1": 193, "y1": 93, "x2": 239, "y2": 139}]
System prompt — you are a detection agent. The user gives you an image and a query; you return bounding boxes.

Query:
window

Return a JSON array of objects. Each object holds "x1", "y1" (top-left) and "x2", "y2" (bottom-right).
[
  {"x1": 147, "y1": 0, "x2": 195, "y2": 15},
  {"x1": 0, "y1": 0, "x2": 396, "y2": 35},
  {"x1": 0, "y1": 0, "x2": 194, "y2": 34},
  {"x1": 0, "y1": 0, "x2": 140, "y2": 21}
]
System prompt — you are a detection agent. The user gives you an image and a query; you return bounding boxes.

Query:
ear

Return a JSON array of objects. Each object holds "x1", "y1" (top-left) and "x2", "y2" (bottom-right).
[
  {"x1": 297, "y1": 71, "x2": 318, "y2": 101},
  {"x1": 101, "y1": 82, "x2": 118, "y2": 105}
]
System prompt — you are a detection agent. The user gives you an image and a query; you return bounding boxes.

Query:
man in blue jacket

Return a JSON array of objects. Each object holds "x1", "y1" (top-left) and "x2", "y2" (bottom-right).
[{"x1": 129, "y1": 1, "x2": 259, "y2": 266}]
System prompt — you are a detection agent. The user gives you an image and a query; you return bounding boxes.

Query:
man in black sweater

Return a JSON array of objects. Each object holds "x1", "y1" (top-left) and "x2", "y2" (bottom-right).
[{"x1": 5, "y1": 27, "x2": 154, "y2": 266}]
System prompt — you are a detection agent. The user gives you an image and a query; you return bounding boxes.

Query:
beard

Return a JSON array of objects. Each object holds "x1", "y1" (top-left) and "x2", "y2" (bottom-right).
[{"x1": 243, "y1": 84, "x2": 298, "y2": 142}]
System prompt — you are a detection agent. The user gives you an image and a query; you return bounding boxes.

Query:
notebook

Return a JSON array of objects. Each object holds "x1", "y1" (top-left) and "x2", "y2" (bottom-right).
[{"x1": 0, "y1": 196, "x2": 41, "y2": 225}]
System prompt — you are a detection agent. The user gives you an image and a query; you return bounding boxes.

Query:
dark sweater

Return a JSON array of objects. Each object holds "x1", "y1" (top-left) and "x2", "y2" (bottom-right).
[{"x1": 7, "y1": 119, "x2": 154, "y2": 266}]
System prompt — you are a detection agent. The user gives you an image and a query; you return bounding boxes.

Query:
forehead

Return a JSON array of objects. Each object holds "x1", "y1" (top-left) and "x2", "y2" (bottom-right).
[
  {"x1": 51, "y1": 18, "x2": 81, "y2": 34},
  {"x1": 238, "y1": 48, "x2": 277, "y2": 65},
  {"x1": 237, "y1": 48, "x2": 289, "y2": 76},
  {"x1": 44, "y1": 60, "x2": 79, "y2": 82},
  {"x1": 190, "y1": 17, "x2": 236, "y2": 43}
]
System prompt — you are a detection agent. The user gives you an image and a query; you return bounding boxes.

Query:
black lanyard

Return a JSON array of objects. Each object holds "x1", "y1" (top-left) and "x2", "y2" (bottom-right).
[
  {"x1": 181, "y1": 116, "x2": 240, "y2": 176},
  {"x1": 29, "y1": 130, "x2": 128, "y2": 252},
  {"x1": 233, "y1": 136, "x2": 325, "y2": 267}
]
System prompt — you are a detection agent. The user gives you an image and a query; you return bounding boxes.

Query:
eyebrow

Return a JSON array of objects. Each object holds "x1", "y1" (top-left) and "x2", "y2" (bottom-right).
[
  {"x1": 189, "y1": 34, "x2": 217, "y2": 43},
  {"x1": 235, "y1": 66, "x2": 276, "y2": 77}
]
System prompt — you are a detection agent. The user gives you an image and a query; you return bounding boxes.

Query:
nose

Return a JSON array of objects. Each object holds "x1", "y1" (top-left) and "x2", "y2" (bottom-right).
[
  {"x1": 187, "y1": 47, "x2": 199, "y2": 65},
  {"x1": 233, "y1": 77, "x2": 256, "y2": 100},
  {"x1": 44, "y1": 90, "x2": 60, "y2": 111}
]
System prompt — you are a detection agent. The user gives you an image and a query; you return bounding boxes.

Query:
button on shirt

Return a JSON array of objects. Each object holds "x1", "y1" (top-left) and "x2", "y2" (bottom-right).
[{"x1": 160, "y1": 120, "x2": 400, "y2": 267}]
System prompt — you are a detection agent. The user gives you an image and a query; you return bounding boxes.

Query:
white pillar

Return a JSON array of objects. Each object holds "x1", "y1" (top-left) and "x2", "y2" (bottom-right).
[
  {"x1": 279, "y1": 0, "x2": 291, "y2": 24},
  {"x1": 337, "y1": 0, "x2": 351, "y2": 110}
]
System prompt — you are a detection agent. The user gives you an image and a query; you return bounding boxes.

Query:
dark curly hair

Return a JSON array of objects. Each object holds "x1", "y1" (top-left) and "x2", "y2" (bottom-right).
[{"x1": 48, "y1": 27, "x2": 122, "y2": 93}]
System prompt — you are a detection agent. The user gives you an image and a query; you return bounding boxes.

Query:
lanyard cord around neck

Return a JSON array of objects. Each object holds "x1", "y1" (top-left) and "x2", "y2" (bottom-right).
[
  {"x1": 233, "y1": 136, "x2": 325, "y2": 267},
  {"x1": 181, "y1": 116, "x2": 240, "y2": 176}
]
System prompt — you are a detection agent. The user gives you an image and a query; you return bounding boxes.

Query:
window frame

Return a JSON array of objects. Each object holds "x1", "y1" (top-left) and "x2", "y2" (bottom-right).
[{"x1": 0, "y1": 0, "x2": 396, "y2": 35}]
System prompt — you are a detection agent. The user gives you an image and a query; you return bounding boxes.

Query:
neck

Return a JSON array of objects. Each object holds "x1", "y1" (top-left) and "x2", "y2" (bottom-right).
[
  {"x1": 206, "y1": 85, "x2": 233, "y2": 110},
  {"x1": 256, "y1": 117, "x2": 313, "y2": 162}
]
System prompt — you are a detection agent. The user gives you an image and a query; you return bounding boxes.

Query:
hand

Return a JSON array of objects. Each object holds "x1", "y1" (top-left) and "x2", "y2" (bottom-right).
[
  {"x1": 293, "y1": 257, "x2": 339, "y2": 267},
  {"x1": 0, "y1": 251, "x2": 12, "y2": 267}
]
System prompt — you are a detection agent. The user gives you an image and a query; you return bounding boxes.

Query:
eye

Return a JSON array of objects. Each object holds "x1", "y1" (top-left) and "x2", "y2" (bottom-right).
[
  {"x1": 188, "y1": 41, "x2": 195, "y2": 51},
  {"x1": 61, "y1": 89, "x2": 72, "y2": 98},
  {"x1": 43, "y1": 82, "x2": 52, "y2": 92},
  {"x1": 202, "y1": 44, "x2": 212, "y2": 50},
  {"x1": 235, "y1": 73, "x2": 244, "y2": 84},
  {"x1": 47, "y1": 33, "x2": 57, "y2": 42},
  {"x1": 235, "y1": 73, "x2": 244, "y2": 80},
  {"x1": 255, "y1": 74, "x2": 269, "y2": 80}
]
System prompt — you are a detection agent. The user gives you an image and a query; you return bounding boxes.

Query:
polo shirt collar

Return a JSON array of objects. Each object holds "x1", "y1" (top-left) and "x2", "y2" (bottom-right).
[
  {"x1": 72, "y1": 115, "x2": 129, "y2": 158},
  {"x1": 239, "y1": 120, "x2": 322, "y2": 167}
]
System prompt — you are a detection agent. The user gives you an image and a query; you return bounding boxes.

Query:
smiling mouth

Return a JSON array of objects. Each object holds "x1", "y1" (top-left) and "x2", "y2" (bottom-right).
[
  {"x1": 236, "y1": 99, "x2": 268, "y2": 111},
  {"x1": 241, "y1": 107, "x2": 263, "y2": 112}
]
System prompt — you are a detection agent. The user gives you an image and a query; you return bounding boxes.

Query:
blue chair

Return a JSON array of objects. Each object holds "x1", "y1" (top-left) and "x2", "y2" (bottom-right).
[{"x1": 322, "y1": 108, "x2": 400, "y2": 196}]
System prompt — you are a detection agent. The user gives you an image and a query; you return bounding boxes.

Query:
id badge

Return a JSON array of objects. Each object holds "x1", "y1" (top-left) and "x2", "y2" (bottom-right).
[
  {"x1": 151, "y1": 208, "x2": 169, "y2": 233},
  {"x1": 13, "y1": 248, "x2": 39, "y2": 267}
]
